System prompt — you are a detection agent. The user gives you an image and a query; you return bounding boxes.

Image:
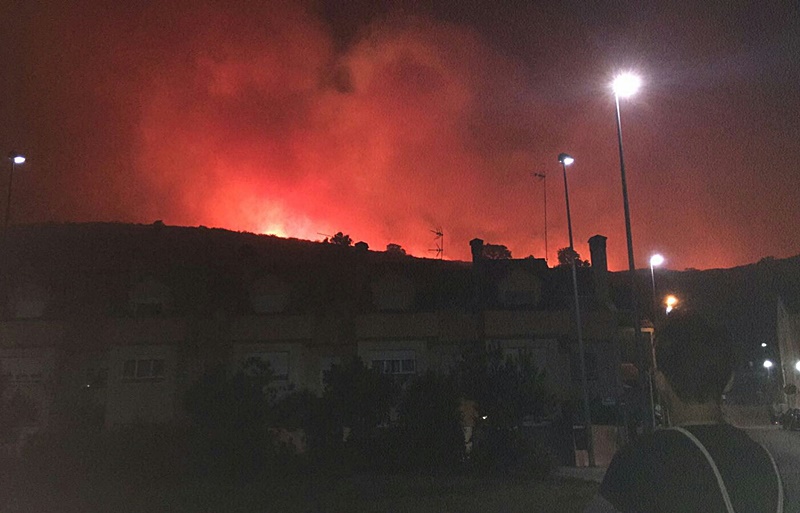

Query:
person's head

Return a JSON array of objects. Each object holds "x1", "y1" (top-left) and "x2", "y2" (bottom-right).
[{"x1": 655, "y1": 310, "x2": 734, "y2": 405}]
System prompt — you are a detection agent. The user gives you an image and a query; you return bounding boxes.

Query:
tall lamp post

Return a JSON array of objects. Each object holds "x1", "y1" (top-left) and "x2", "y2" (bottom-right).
[
  {"x1": 612, "y1": 73, "x2": 653, "y2": 433},
  {"x1": 649, "y1": 254, "x2": 664, "y2": 313},
  {"x1": 533, "y1": 172, "x2": 548, "y2": 263},
  {"x1": 558, "y1": 152, "x2": 595, "y2": 467},
  {"x1": 6, "y1": 152, "x2": 26, "y2": 233}
]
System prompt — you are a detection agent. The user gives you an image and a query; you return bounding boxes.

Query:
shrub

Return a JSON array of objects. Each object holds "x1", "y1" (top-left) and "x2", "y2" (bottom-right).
[
  {"x1": 469, "y1": 427, "x2": 556, "y2": 480},
  {"x1": 396, "y1": 373, "x2": 465, "y2": 472}
]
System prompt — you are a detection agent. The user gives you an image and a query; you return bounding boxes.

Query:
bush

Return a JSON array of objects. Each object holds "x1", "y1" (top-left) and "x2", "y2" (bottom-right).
[
  {"x1": 469, "y1": 427, "x2": 556, "y2": 480},
  {"x1": 396, "y1": 373, "x2": 465, "y2": 472}
]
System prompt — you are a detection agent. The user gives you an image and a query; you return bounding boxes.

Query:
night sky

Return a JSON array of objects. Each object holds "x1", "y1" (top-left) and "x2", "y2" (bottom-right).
[{"x1": 2, "y1": 0, "x2": 798, "y2": 270}]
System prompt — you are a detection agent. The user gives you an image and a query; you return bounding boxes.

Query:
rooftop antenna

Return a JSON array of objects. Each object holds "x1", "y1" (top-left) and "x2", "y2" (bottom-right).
[
  {"x1": 533, "y1": 172, "x2": 548, "y2": 263},
  {"x1": 429, "y1": 228, "x2": 443, "y2": 259}
]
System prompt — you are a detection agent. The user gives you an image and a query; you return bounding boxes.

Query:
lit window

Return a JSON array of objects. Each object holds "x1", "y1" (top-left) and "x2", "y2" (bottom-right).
[
  {"x1": 372, "y1": 357, "x2": 417, "y2": 375},
  {"x1": 123, "y1": 359, "x2": 166, "y2": 381}
]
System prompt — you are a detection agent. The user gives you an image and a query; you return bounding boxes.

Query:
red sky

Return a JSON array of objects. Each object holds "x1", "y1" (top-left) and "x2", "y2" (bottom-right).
[{"x1": 2, "y1": 0, "x2": 799, "y2": 270}]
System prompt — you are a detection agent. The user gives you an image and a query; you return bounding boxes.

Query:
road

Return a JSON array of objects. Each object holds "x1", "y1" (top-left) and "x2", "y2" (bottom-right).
[{"x1": 747, "y1": 427, "x2": 800, "y2": 513}]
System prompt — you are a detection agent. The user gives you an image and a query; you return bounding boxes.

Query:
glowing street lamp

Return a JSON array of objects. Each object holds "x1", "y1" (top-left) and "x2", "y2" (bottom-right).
[
  {"x1": 764, "y1": 359, "x2": 774, "y2": 382},
  {"x1": 5, "y1": 152, "x2": 26, "y2": 233},
  {"x1": 795, "y1": 360, "x2": 800, "y2": 373},
  {"x1": 612, "y1": 73, "x2": 641, "y2": 99},
  {"x1": 558, "y1": 152, "x2": 594, "y2": 467},
  {"x1": 649, "y1": 254, "x2": 664, "y2": 312},
  {"x1": 665, "y1": 295, "x2": 678, "y2": 314}
]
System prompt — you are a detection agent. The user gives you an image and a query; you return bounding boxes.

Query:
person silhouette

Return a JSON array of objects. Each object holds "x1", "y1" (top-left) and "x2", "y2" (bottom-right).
[{"x1": 586, "y1": 310, "x2": 784, "y2": 513}]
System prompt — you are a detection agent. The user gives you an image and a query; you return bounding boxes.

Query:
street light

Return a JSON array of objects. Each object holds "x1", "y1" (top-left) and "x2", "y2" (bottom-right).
[
  {"x1": 665, "y1": 295, "x2": 678, "y2": 314},
  {"x1": 611, "y1": 73, "x2": 651, "y2": 432},
  {"x1": 764, "y1": 359, "x2": 774, "y2": 382},
  {"x1": 649, "y1": 254, "x2": 664, "y2": 313},
  {"x1": 6, "y1": 152, "x2": 26, "y2": 233},
  {"x1": 795, "y1": 361, "x2": 800, "y2": 373},
  {"x1": 558, "y1": 152, "x2": 595, "y2": 467}
]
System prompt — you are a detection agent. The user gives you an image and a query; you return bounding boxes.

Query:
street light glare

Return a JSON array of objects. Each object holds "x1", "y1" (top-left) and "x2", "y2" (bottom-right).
[
  {"x1": 795, "y1": 360, "x2": 800, "y2": 372},
  {"x1": 558, "y1": 153, "x2": 574, "y2": 166},
  {"x1": 612, "y1": 73, "x2": 641, "y2": 98},
  {"x1": 650, "y1": 254, "x2": 664, "y2": 267},
  {"x1": 761, "y1": 342, "x2": 768, "y2": 348},
  {"x1": 13, "y1": 156, "x2": 25, "y2": 165},
  {"x1": 763, "y1": 359, "x2": 773, "y2": 369}
]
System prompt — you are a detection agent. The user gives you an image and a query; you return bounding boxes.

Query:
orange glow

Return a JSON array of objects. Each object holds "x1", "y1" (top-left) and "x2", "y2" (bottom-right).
[{"x1": 7, "y1": 2, "x2": 800, "y2": 271}]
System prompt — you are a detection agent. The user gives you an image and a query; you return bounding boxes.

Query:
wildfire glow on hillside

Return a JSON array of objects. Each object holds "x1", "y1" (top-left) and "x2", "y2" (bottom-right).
[{"x1": 2, "y1": 1, "x2": 799, "y2": 270}]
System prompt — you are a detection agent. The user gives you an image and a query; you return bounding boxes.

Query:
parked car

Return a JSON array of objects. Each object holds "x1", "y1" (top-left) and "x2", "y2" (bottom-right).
[{"x1": 780, "y1": 408, "x2": 800, "y2": 430}]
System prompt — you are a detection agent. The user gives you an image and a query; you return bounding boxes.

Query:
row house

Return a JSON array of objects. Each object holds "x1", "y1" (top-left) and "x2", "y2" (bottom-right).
[{"x1": 0, "y1": 223, "x2": 631, "y2": 436}]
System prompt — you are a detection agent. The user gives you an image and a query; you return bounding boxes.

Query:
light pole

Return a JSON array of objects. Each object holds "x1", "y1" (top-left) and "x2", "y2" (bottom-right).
[
  {"x1": 533, "y1": 172, "x2": 548, "y2": 263},
  {"x1": 5, "y1": 152, "x2": 26, "y2": 233},
  {"x1": 558, "y1": 152, "x2": 595, "y2": 467},
  {"x1": 649, "y1": 254, "x2": 664, "y2": 313},
  {"x1": 612, "y1": 73, "x2": 652, "y2": 432}
]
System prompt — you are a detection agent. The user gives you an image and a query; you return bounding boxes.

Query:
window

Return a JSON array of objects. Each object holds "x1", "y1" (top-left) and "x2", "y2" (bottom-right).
[
  {"x1": 0, "y1": 358, "x2": 46, "y2": 383},
  {"x1": 123, "y1": 359, "x2": 165, "y2": 381},
  {"x1": 371, "y1": 358, "x2": 416, "y2": 375},
  {"x1": 134, "y1": 302, "x2": 164, "y2": 316}
]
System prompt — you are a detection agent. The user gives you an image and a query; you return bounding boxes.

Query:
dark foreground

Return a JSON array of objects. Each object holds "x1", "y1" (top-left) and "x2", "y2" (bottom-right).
[{"x1": 3, "y1": 471, "x2": 596, "y2": 513}]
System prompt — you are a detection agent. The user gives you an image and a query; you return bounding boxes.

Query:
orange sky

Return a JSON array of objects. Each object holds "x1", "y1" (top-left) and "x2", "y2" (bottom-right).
[{"x1": 2, "y1": 1, "x2": 799, "y2": 270}]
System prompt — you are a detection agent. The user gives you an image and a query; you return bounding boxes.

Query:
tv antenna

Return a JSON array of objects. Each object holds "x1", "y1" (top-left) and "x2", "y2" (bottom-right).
[
  {"x1": 428, "y1": 228, "x2": 443, "y2": 259},
  {"x1": 533, "y1": 172, "x2": 548, "y2": 263}
]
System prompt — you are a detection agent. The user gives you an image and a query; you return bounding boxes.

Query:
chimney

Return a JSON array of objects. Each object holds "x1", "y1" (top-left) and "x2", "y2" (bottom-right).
[
  {"x1": 589, "y1": 235, "x2": 612, "y2": 307},
  {"x1": 470, "y1": 238, "x2": 484, "y2": 263}
]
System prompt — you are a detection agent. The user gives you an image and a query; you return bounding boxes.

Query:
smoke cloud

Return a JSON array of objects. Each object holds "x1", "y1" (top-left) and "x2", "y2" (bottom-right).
[{"x1": 3, "y1": 1, "x2": 799, "y2": 270}]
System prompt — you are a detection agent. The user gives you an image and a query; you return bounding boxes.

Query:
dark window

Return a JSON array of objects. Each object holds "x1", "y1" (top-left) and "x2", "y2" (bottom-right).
[
  {"x1": 123, "y1": 359, "x2": 165, "y2": 381},
  {"x1": 152, "y1": 359, "x2": 164, "y2": 378},
  {"x1": 123, "y1": 360, "x2": 136, "y2": 378},
  {"x1": 136, "y1": 359, "x2": 152, "y2": 378},
  {"x1": 134, "y1": 302, "x2": 164, "y2": 316},
  {"x1": 372, "y1": 359, "x2": 416, "y2": 375}
]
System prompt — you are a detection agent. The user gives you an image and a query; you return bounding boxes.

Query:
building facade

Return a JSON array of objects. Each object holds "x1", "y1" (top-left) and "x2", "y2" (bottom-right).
[{"x1": 0, "y1": 224, "x2": 632, "y2": 440}]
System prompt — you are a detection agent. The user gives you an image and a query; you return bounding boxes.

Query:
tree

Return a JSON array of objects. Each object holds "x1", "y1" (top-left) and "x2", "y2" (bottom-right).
[
  {"x1": 326, "y1": 232, "x2": 353, "y2": 246},
  {"x1": 454, "y1": 348, "x2": 554, "y2": 428},
  {"x1": 453, "y1": 348, "x2": 556, "y2": 477},
  {"x1": 385, "y1": 243, "x2": 406, "y2": 256},
  {"x1": 184, "y1": 357, "x2": 275, "y2": 435},
  {"x1": 397, "y1": 373, "x2": 464, "y2": 470},
  {"x1": 322, "y1": 357, "x2": 397, "y2": 440},
  {"x1": 482, "y1": 243, "x2": 512, "y2": 260},
  {"x1": 557, "y1": 247, "x2": 590, "y2": 267}
]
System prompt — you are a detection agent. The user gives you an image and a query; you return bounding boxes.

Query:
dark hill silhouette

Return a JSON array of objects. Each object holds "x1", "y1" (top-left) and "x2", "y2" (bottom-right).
[{"x1": 609, "y1": 255, "x2": 800, "y2": 378}]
